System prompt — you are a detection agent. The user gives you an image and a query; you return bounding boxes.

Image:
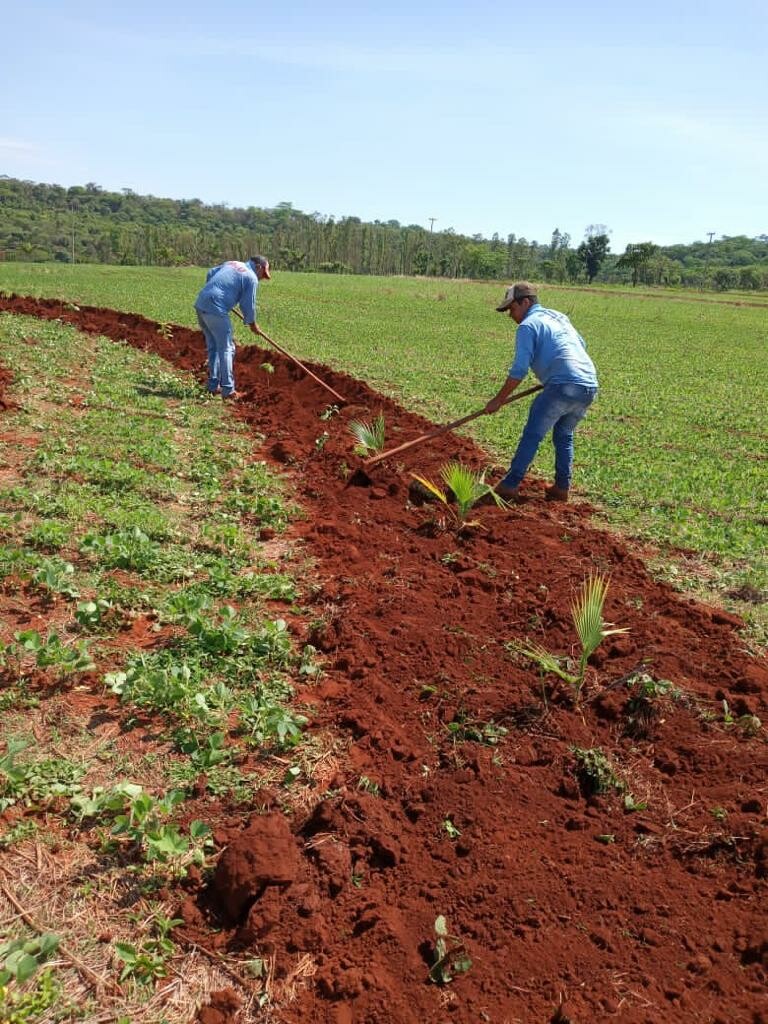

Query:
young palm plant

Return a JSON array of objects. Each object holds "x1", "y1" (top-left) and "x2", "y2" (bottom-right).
[
  {"x1": 412, "y1": 461, "x2": 505, "y2": 530},
  {"x1": 349, "y1": 413, "x2": 386, "y2": 455},
  {"x1": 510, "y1": 572, "x2": 628, "y2": 699}
]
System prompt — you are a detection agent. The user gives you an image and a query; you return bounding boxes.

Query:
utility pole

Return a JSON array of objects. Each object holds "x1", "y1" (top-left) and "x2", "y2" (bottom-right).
[
  {"x1": 70, "y1": 202, "x2": 76, "y2": 264},
  {"x1": 428, "y1": 218, "x2": 437, "y2": 276},
  {"x1": 706, "y1": 231, "x2": 715, "y2": 277}
]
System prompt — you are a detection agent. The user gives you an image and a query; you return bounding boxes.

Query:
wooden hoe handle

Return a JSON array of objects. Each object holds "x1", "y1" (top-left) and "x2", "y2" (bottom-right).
[
  {"x1": 364, "y1": 383, "x2": 544, "y2": 467},
  {"x1": 231, "y1": 308, "x2": 347, "y2": 404}
]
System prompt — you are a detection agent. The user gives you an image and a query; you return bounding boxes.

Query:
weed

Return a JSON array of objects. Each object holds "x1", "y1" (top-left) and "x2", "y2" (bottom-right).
[
  {"x1": 446, "y1": 712, "x2": 507, "y2": 746},
  {"x1": 24, "y1": 520, "x2": 71, "y2": 552},
  {"x1": 0, "y1": 967, "x2": 62, "y2": 1022},
  {"x1": 319, "y1": 404, "x2": 340, "y2": 420},
  {"x1": 0, "y1": 739, "x2": 85, "y2": 810},
  {"x1": 357, "y1": 775, "x2": 380, "y2": 797},
  {"x1": 0, "y1": 819, "x2": 39, "y2": 848},
  {"x1": 571, "y1": 746, "x2": 626, "y2": 797},
  {"x1": 428, "y1": 915, "x2": 472, "y2": 985},
  {"x1": 625, "y1": 672, "x2": 680, "y2": 737},
  {"x1": 442, "y1": 818, "x2": 461, "y2": 839}
]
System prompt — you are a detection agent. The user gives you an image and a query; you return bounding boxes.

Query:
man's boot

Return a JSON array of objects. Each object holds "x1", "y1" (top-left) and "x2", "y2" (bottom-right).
[{"x1": 545, "y1": 484, "x2": 569, "y2": 502}]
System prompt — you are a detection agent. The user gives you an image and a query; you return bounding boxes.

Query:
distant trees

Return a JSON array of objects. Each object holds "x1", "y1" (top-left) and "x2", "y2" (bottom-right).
[
  {"x1": 1, "y1": 177, "x2": 766, "y2": 292},
  {"x1": 576, "y1": 226, "x2": 611, "y2": 283},
  {"x1": 616, "y1": 242, "x2": 659, "y2": 286}
]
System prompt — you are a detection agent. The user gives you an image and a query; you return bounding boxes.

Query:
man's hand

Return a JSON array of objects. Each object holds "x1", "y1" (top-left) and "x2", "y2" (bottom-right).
[
  {"x1": 484, "y1": 377, "x2": 522, "y2": 415},
  {"x1": 249, "y1": 322, "x2": 264, "y2": 338}
]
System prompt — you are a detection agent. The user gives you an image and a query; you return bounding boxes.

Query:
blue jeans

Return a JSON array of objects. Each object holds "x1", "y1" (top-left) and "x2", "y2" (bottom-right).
[
  {"x1": 500, "y1": 382, "x2": 597, "y2": 491},
  {"x1": 195, "y1": 309, "x2": 236, "y2": 395}
]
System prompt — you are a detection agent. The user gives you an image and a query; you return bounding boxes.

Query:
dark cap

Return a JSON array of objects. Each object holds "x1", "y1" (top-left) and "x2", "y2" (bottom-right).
[
  {"x1": 249, "y1": 255, "x2": 271, "y2": 279},
  {"x1": 496, "y1": 281, "x2": 537, "y2": 312}
]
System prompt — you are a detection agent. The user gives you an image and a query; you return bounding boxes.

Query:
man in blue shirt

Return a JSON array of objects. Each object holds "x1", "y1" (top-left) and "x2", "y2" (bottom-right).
[
  {"x1": 484, "y1": 282, "x2": 598, "y2": 502},
  {"x1": 194, "y1": 255, "x2": 271, "y2": 399}
]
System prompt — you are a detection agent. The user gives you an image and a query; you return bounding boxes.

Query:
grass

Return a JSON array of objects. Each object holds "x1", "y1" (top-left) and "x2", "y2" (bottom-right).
[{"x1": 1, "y1": 262, "x2": 766, "y2": 629}]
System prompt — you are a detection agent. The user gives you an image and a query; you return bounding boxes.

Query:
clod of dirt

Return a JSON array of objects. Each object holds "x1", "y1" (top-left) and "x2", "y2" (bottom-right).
[
  {"x1": 197, "y1": 988, "x2": 242, "y2": 1024},
  {"x1": 726, "y1": 584, "x2": 767, "y2": 605},
  {"x1": 346, "y1": 467, "x2": 373, "y2": 487},
  {"x1": 212, "y1": 813, "x2": 300, "y2": 920}
]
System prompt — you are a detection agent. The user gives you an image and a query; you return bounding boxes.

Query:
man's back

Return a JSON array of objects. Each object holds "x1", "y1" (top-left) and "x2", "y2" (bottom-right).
[
  {"x1": 195, "y1": 261, "x2": 257, "y2": 320},
  {"x1": 514, "y1": 304, "x2": 598, "y2": 387}
]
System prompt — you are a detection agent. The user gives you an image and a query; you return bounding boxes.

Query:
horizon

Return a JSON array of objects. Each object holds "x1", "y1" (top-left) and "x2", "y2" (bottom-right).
[{"x1": 3, "y1": 173, "x2": 763, "y2": 255}]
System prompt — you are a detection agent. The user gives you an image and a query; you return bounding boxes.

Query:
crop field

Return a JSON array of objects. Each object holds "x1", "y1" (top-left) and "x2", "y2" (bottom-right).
[
  {"x1": 0, "y1": 269, "x2": 766, "y2": 1023},
  {"x1": 1, "y1": 263, "x2": 766, "y2": 613}
]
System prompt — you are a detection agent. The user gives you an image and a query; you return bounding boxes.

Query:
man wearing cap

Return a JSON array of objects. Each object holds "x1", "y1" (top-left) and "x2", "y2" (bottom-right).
[
  {"x1": 484, "y1": 282, "x2": 598, "y2": 502},
  {"x1": 194, "y1": 255, "x2": 271, "y2": 399}
]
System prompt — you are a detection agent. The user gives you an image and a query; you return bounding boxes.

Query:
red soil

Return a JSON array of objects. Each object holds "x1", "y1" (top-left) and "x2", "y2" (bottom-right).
[{"x1": 1, "y1": 295, "x2": 767, "y2": 1024}]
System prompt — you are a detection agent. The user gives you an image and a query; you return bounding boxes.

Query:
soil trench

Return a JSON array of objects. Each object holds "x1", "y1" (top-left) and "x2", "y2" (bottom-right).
[{"x1": 1, "y1": 294, "x2": 767, "y2": 1024}]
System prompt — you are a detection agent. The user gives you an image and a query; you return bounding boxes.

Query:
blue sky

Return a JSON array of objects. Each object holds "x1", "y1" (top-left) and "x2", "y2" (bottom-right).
[{"x1": 2, "y1": 0, "x2": 766, "y2": 252}]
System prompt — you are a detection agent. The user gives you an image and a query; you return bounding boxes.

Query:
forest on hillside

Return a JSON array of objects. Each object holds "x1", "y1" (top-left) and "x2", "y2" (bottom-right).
[{"x1": 1, "y1": 176, "x2": 767, "y2": 290}]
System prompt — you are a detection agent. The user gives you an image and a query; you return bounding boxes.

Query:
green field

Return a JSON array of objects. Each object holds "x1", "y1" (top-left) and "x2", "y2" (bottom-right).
[{"x1": 1, "y1": 262, "x2": 766, "y2": 606}]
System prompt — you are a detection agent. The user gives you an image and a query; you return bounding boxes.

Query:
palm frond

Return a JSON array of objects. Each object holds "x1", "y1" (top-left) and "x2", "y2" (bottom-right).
[
  {"x1": 348, "y1": 413, "x2": 386, "y2": 453},
  {"x1": 440, "y1": 462, "x2": 500, "y2": 520},
  {"x1": 411, "y1": 473, "x2": 448, "y2": 505},
  {"x1": 572, "y1": 573, "x2": 629, "y2": 680},
  {"x1": 508, "y1": 640, "x2": 578, "y2": 685}
]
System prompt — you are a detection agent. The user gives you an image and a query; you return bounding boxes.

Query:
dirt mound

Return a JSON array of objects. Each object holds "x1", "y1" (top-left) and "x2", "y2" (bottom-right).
[{"x1": 1, "y1": 294, "x2": 767, "y2": 1023}]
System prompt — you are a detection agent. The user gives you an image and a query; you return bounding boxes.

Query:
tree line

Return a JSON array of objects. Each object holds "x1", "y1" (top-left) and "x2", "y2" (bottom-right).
[{"x1": 1, "y1": 177, "x2": 766, "y2": 291}]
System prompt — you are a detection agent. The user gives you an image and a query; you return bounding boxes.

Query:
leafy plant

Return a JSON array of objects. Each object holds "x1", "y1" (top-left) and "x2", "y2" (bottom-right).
[
  {"x1": 428, "y1": 915, "x2": 472, "y2": 985},
  {"x1": 13, "y1": 629, "x2": 94, "y2": 676},
  {"x1": 114, "y1": 912, "x2": 182, "y2": 983},
  {"x1": 0, "y1": 934, "x2": 60, "y2": 986},
  {"x1": 73, "y1": 783, "x2": 212, "y2": 871},
  {"x1": 74, "y1": 597, "x2": 116, "y2": 630},
  {"x1": 239, "y1": 693, "x2": 308, "y2": 751},
  {"x1": 412, "y1": 462, "x2": 504, "y2": 529},
  {"x1": 349, "y1": 414, "x2": 386, "y2": 455},
  {"x1": 31, "y1": 558, "x2": 80, "y2": 599}
]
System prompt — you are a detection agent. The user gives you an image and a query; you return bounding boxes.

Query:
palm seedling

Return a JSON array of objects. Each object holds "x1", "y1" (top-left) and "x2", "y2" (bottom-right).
[
  {"x1": 571, "y1": 573, "x2": 629, "y2": 683},
  {"x1": 412, "y1": 461, "x2": 505, "y2": 529},
  {"x1": 510, "y1": 572, "x2": 629, "y2": 698},
  {"x1": 349, "y1": 413, "x2": 386, "y2": 455}
]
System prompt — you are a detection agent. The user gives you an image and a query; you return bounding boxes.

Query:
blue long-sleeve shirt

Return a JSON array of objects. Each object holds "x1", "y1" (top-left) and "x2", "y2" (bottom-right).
[
  {"x1": 194, "y1": 260, "x2": 260, "y2": 324},
  {"x1": 509, "y1": 304, "x2": 598, "y2": 387}
]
